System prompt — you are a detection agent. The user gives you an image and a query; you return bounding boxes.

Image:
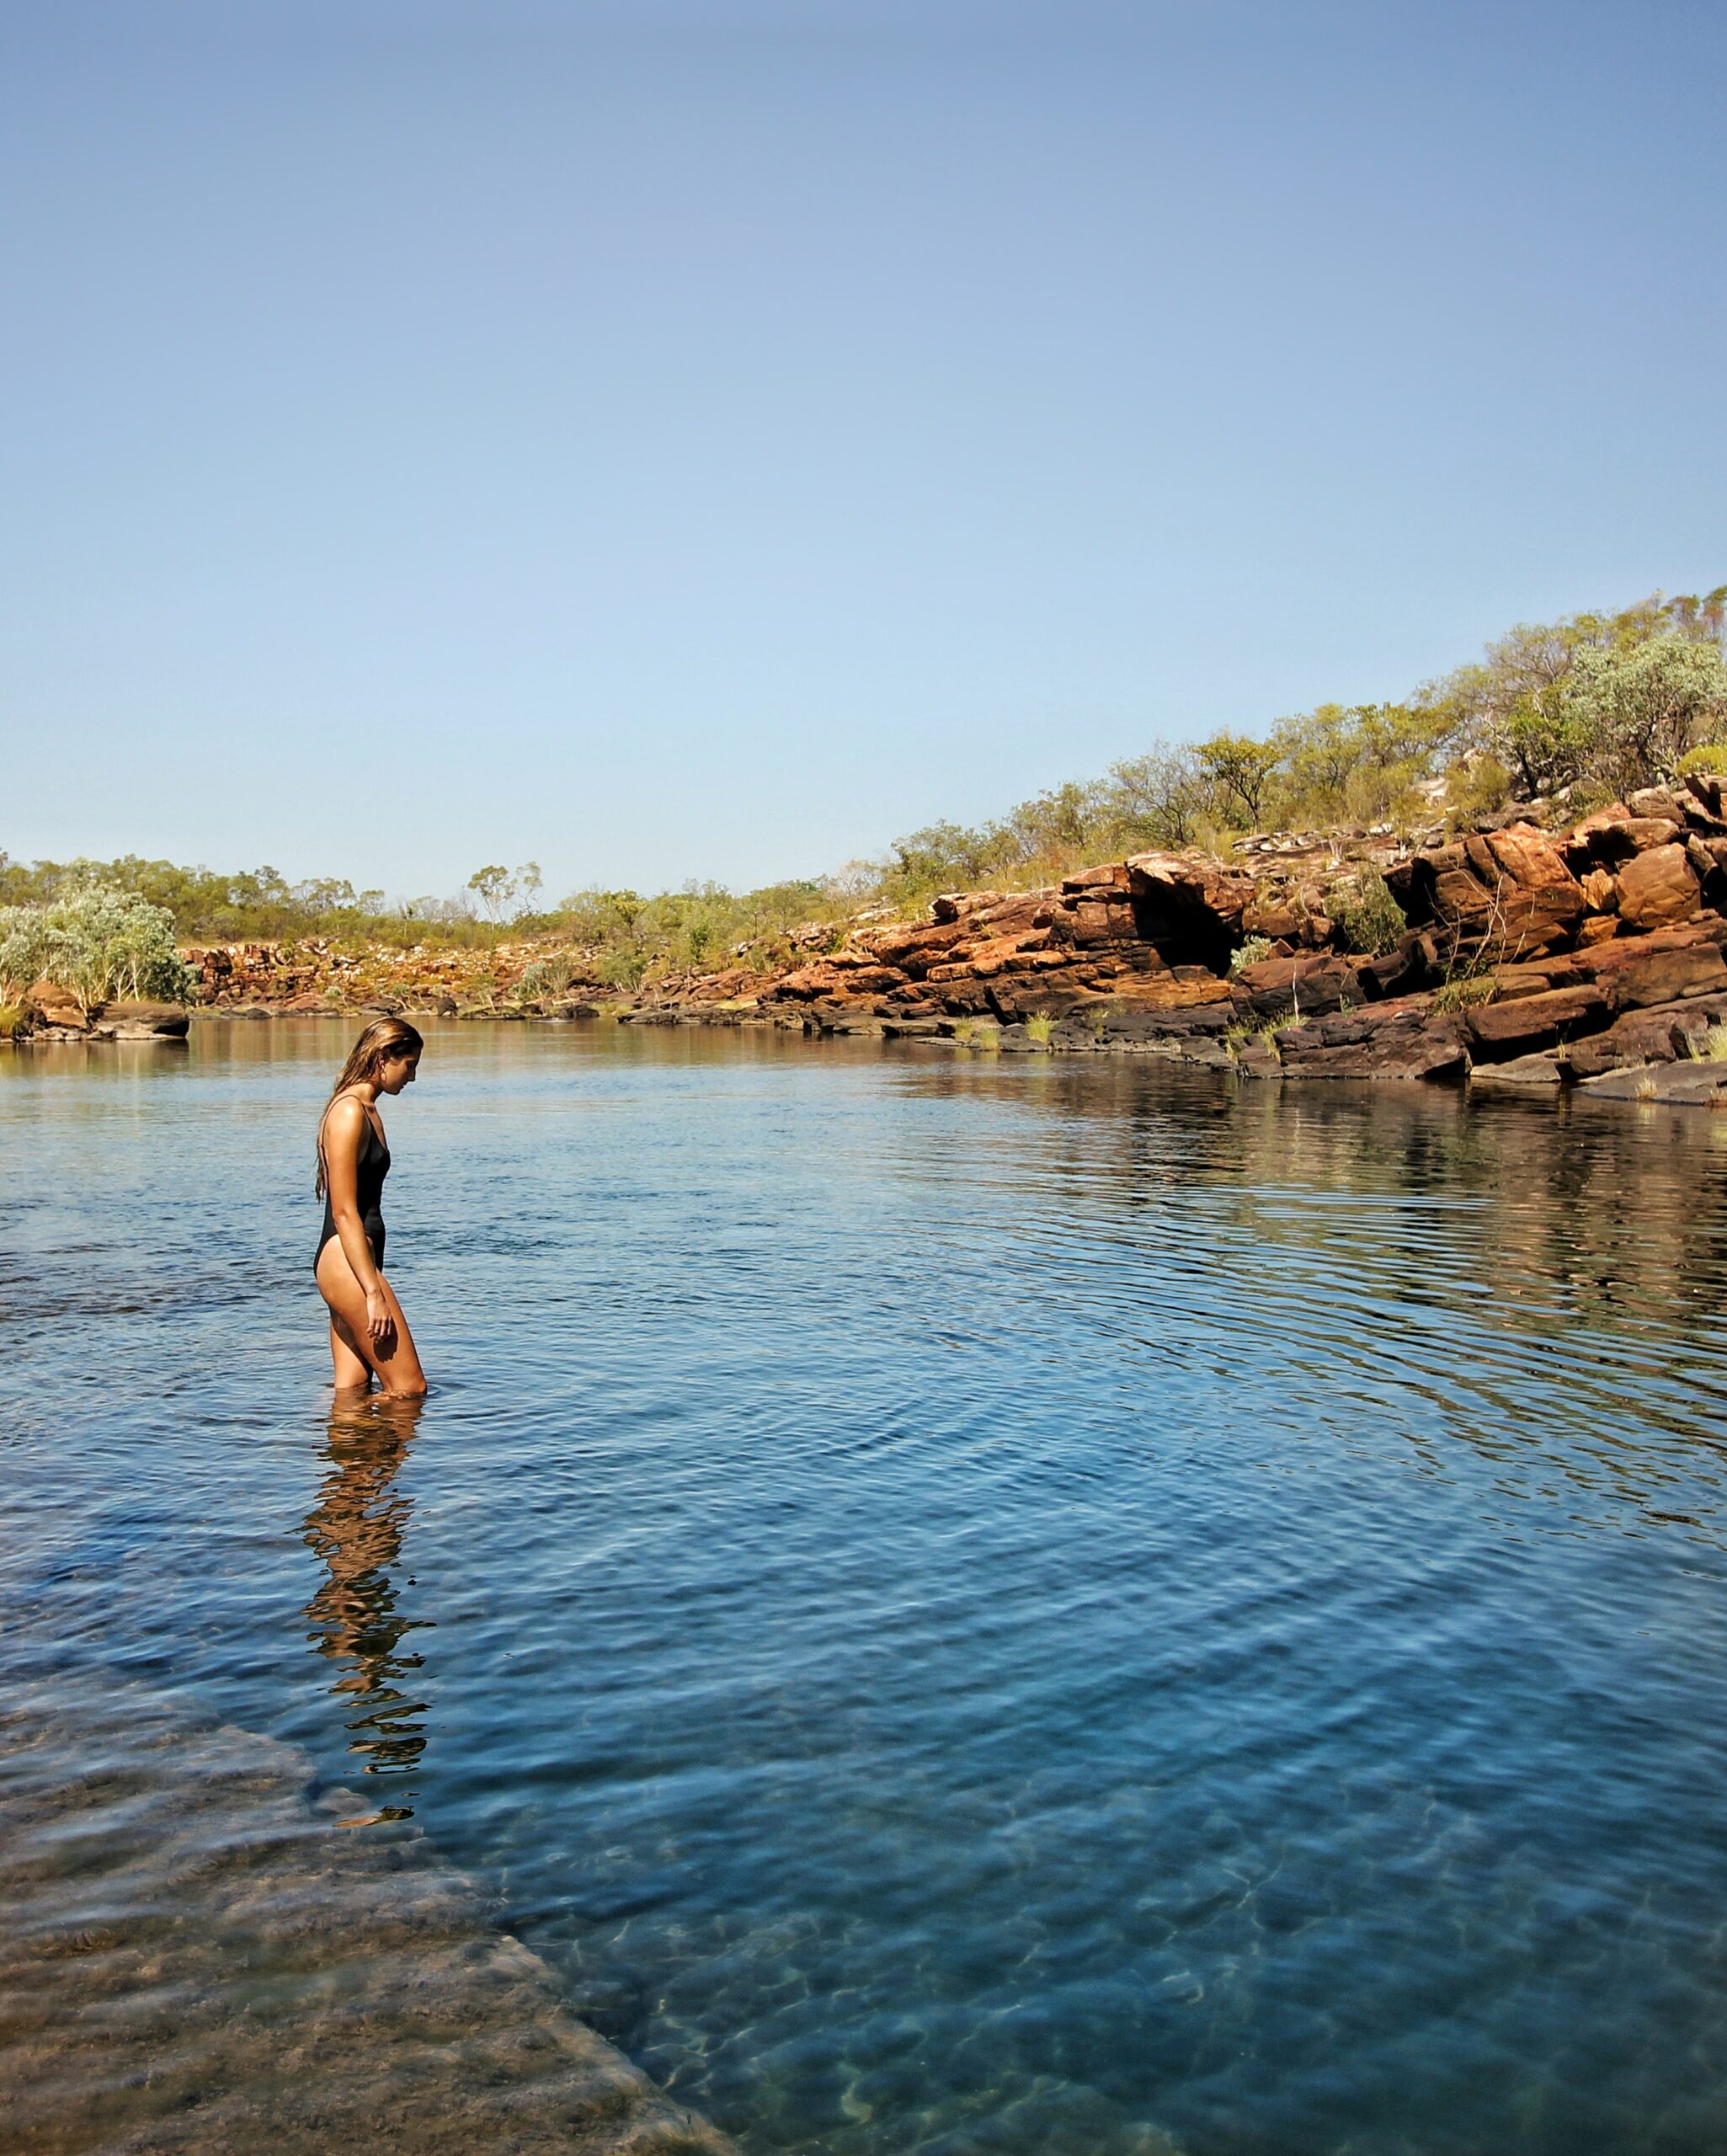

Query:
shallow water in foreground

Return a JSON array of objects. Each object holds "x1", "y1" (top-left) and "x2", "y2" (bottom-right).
[{"x1": 4, "y1": 1022, "x2": 1727, "y2": 2156}]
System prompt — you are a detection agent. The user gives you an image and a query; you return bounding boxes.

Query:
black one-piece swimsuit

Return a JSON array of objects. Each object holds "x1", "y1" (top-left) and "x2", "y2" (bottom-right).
[{"x1": 315, "y1": 1113, "x2": 391, "y2": 1273}]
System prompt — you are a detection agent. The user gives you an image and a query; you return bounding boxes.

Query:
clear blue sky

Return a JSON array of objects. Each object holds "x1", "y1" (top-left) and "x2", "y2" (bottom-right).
[{"x1": 3, "y1": 0, "x2": 1724, "y2": 900}]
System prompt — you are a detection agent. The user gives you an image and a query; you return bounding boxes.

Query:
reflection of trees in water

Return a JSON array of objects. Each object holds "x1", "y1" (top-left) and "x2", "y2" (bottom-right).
[
  {"x1": 913, "y1": 1059, "x2": 1727, "y2": 1313},
  {"x1": 302, "y1": 1396, "x2": 432, "y2": 1822},
  {"x1": 903, "y1": 1061, "x2": 1727, "y2": 1522}
]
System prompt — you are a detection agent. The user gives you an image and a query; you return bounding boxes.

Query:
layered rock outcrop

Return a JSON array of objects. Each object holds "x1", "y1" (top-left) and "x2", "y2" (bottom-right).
[
  {"x1": 23, "y1": 779, "x2": 1727, "y2": 1099},
  {"x1": 750, "y1": 775, "x2": 1727, "y2": 1097}
]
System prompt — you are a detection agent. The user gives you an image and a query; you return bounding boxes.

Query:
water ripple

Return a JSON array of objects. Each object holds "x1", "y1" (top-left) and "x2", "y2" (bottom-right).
[{"x1": 5, "y1": 1027, "x2": 1727, "y2": 2154}]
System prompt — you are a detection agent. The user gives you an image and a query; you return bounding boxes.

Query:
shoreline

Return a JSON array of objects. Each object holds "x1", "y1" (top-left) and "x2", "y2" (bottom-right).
[
  {"x1": 13, "y1": 999, "x2": 1727, "y2": 1108},
  {"x1": 14, "y1": 776, "x2": 1727, "y2": 1107}
]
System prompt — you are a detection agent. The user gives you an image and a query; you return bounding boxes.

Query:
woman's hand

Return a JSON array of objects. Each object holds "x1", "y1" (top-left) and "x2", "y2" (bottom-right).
[{"x1": 365, "y1": 1287, "x2": 394, "y2": 1345}]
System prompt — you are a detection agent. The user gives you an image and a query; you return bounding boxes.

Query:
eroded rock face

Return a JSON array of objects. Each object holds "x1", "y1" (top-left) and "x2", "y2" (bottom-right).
[
  {"x1": 23, "y1": 979, "x2": 87, "y2": 1031},
  {"x1": 735, "y1": 794, "x2": 1727, "y2": 1092},
  {"x1": 1385, "y1": 824, "x2": 1586, "y2": 954}
]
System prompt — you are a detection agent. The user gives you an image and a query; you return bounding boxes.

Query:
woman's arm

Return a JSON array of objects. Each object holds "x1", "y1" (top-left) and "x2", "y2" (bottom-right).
[{"x1": 323, "y1": 1097, "x2": 394, "y2": 1344}]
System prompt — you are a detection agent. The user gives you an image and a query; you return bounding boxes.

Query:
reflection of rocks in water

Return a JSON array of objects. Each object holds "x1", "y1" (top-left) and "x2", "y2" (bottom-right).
[
  {"x1": 302, "y1": 1396, "x2": 430, "y2": 1819},
  {"x1": 0, "y1": 1674, "x2": 737, "y2": 2155}
]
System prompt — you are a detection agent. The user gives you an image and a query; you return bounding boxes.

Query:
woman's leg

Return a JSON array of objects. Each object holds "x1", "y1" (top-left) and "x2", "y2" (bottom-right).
[
  {"x1": 316, "y1": 1241, "x2": 427, "y2": 1397},
  {"x1": 328, "y1": 1313, "x2": 375, "y2": 1392}
]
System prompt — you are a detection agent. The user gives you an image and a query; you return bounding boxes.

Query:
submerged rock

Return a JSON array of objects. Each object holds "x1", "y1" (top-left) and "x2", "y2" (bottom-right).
[{"x1": 0, "y1": 1674, "x2": 738, "y2": 2156}]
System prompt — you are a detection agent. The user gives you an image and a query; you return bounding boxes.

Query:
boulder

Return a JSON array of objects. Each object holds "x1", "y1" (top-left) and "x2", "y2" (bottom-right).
[
  {"x1": 869, "y1": 921, "x2": 971, "y2": 972},
  {"x1": 1567, "y1": 999, "x2": 1726, "y2": 1078},
  {"x1": 1577, "y1": 1062, "x2": 1727, "y2": 1105},
  {"x1": 1487, "y1": 957, "x2": 1586, "y2": 1001},
  {"x1": 1627, "y1": 786, "x2": 1689, "y2": 822},
  {"x1": 1068, "y1": 899, "x2": 1136, "y2": 947},
  {"x1": 1687, "y1": 770, "x2": 1726, "y2": 820},
  {"x1": 1386, "y1": 829, "x2": 1583, "y2": 954},
  {"x1": 24, "y1": 979, "x2": 87, "y2": 1031},
  {"x1": 88, "y1": 1001, "x2": 190, "y2": 1039},
  {"x1": 1231, "y1": 955, "x2": 1360, "y2": 1020},
  {"x1": 1615, "y1": 844, "x2": 1701, "y2": 931},
  {"x1": 1476, "y1": 825, "x2": 1587, "y2": 948},
  {"x1": 1469, "y1": 1052, "x2": 1568, "y2": 1091},
  {"x1": 1687, "y1": 835, "x2": 1727, "y2": 901},
  {"x1": 1124, "y1": 851, "x2": 1257, "y2": 968},
  {"x1": 1242, "y1": 902, "x2": 1309, "y2": 941},
  {"x1": 1464, "y1": 984, "x2": 1611, "y2": 1059},
  {"x1": 1357, "y1": 937, "x2": 1433, "y2": 1001},
  {"x1": 1274, "y1": 1006, "x2": 1469, "y2": 1082},
  {"x1": 1565, "y1": 811, "x2": 1682, "y2": 864},
  {"x1": 1060, "y1": 862, "x2": 1131, "y2": 894}
]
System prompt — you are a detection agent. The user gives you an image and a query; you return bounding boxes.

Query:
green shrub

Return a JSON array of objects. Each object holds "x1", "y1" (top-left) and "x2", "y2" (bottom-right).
[
  {"x1": 597, "y1": 946, "x2": 648, "y2": 990},
  {"x1": 0, "y1": 881, "x2": 195, "y2": 1008},
  {"x1": 1678, "y1": 744, "x2": 1727, "y2": 778},
  {"x1": 1329, "y1": 868, "x2": 1406, "y2": 956},
  {"x1": 1444, "y1": 755, "x2": 1513, "y2": 820},
  {"x1": 950, "y1": 1017, "x2": 1001, "y2": 1050},
  {"x1": 0, "y1": 1002, "x2": 25, "y2": 1039},
  {"x1": 1432, "y1": 975, "x2": 1497, "y2": 1013},
  {"x1": 517, "y1": 952, "x2": 584, "y2": 1001},
  {"x1": 1229, "y1": 934, "x2": 1275, "y2": 976}
]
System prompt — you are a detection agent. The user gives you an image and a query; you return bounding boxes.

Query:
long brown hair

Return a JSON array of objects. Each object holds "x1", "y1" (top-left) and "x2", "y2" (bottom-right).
[{"x1": 315, "y1": 1017, "x2": 424, "y2": 1197}]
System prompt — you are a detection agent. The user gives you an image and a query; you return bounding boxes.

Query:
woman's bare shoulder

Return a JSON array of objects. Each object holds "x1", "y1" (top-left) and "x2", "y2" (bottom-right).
[{"x1": 321, "y1": 1092, "x2": 368, "y2": 1143}]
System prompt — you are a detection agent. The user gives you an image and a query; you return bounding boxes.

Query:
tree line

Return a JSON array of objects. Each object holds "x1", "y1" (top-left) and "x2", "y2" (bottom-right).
[{"x1": 878, "y1": 586, "x2": 1727, "y2": 900}]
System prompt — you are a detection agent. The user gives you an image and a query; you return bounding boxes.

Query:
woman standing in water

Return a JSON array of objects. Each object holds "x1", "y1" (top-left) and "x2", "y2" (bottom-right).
[{"x1": 315, "y1": 1017, "x2": 427, "y2": 1397}]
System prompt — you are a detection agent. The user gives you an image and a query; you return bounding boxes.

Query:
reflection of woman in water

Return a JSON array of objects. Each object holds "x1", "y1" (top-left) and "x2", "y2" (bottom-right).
[
  {"x1": 315, "y1": 1017, "x2": 427, "y2": 1396},
  {"x1": 303, "y1": 1394, "x2": 431, "y2": 1821}
]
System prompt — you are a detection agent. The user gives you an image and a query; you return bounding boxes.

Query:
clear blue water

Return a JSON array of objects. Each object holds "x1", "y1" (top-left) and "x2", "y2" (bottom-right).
[{"x1": 5, "y1": 1021, "x2": 1727, "y2": 2155}]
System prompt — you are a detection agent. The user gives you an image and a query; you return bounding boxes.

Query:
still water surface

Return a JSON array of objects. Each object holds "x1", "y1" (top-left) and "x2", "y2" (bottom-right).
[{"x1": 5, "y1": 1022, "x2": 1727, "y2": 2154}]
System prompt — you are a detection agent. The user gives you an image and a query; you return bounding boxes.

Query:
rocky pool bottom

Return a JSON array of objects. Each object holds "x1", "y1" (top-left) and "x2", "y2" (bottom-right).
[
  {"x1": 0, "y1": 1669, "x2": 735, "y2": 2156},
  {"x1": 6, "y1": 1024, "x2": 1727, "y2": 2156}
]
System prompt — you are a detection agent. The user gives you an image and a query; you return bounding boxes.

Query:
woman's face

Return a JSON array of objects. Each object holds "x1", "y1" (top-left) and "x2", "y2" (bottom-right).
[{"x1": 378, "y1": 1050, "x2": 420, "y2": 1095}]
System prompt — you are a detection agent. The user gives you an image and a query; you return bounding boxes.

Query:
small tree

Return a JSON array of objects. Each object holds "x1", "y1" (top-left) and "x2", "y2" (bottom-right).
[
  {"x1": 1500, "y1": 683, "x2": 1596, "y2": 798},
  {"x1": 1105, "y1": 745, "x2": 1205, "y2": 849},
  {"x1": 1566, "y1": 636, "x2": 1727, "y2": 796},
  {"x1": 466, "y1": 865, "x2": 516, "y2": 922},
  {"x1": 1329, "y1": 867, "x2": 1407, "y2": 955},
  {"x1": 1197, "y1": 732, "x2": 1282, "y2": 828}
]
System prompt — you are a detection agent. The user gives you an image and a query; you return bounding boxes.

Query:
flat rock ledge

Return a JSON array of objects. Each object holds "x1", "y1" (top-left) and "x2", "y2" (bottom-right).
[{"x1": 0, "y1": 1673, "x2": 738, "y2": 2156}]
